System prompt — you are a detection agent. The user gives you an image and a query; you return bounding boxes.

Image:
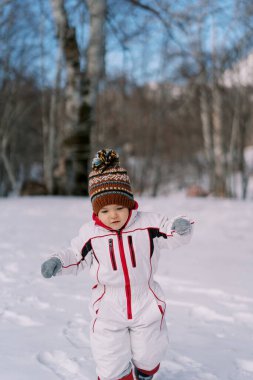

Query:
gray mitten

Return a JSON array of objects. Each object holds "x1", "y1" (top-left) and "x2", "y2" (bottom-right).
[
  {"x1": 172, "y1": 217, "x2": 192, "y2": 235},
  {"x1": 41, "y1": 257, "x2": 62, "y2": 278}
]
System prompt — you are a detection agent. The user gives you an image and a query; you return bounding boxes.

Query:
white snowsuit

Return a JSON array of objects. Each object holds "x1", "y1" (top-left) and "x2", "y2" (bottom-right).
[{"x1": 54, "y1": 207, "x2": 193, "y2": 380}]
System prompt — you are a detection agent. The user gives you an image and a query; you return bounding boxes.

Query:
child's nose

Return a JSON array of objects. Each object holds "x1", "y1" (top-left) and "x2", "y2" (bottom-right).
[{"x1": 111, "y1": 211, "x2": 118, "y2": 219}]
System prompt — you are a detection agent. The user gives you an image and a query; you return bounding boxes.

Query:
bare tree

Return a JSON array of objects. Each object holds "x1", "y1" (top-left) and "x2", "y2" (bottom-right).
[
  {"x1": 1, "y1": 0, "x2": 253, "y2": 198},
  {"x1": 50, "y1": 0, "x2": 106, "y2": 194},
  {"x1": 0, "y1": 0, "x2": 44, "y2": 195}
]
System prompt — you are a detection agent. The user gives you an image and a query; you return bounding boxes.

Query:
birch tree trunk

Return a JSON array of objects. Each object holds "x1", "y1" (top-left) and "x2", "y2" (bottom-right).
[
  {"x1": 212, "y1": 83, "x2": 228, "y2": 196},
  {"x1": 238, "y1": 96, "x2": 250, "y2": 200},
  {"x1": 1, "y1": 135, "x2": 18, "y2": 193},
  {"x1": 51, "y1": 0, "x2": 106, "y2": 194},
  {"x1": 86, "y1": 0, "x2": 106, "y2": 108},
  {"x1": 0, "y1": 101, "x2": 21, "y2": 194},
  {"x1": 46, "y1": 49, "x2": 62, "y2": 194},
  {"x1": 238, "y1": 122, "x2": 248, "y2": 200},
  {"x1": 85, "y1": 0, "x2": 106, "y2": 158},
  {"x1": 199, "y1": 82, "x2": 215, "y2": 191},
  {"x1": 227, "y1": 92, "x2": 240, "y2": 197}
]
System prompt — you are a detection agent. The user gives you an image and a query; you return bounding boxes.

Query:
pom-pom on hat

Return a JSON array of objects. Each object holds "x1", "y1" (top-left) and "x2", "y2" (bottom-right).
[{"x1": 88, "y1": 149, "x2": 135, "y2": 215}]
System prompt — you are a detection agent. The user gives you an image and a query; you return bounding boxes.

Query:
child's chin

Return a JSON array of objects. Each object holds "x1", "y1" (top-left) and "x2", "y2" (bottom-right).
[{"x1": 111, "y1": 222, "x2": 122, "y2": 228}]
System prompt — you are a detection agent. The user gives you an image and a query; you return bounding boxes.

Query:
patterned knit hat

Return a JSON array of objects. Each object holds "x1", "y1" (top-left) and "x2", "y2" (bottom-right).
[{"x1": 88, "y1": 149, "x2": 135, "y2": 214}]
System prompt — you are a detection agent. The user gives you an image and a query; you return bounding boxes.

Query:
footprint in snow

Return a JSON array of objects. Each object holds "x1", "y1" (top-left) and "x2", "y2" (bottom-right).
[
  {"x1": 172, "y1": 284, "x2": 253, "y2": 307},
  {"x1": 63, "y1": 315, "x2": 91, "y2": 352},
  {"x1": 0, "y1": 270, "x2": 16, "y2": 283},
  {"x1": 236, "y1": 359, "x2": 253, "y2": 377},
  {"x1": 0, "y1": 263, "x2": 20, "y2": 283},
  {"x1": 156, "y1": 353, "x2": 217, "y2": 380},
  {"x1": 0, "y1": 242, "x2": 13, "y2": 250},
  {"x1": 4, "y1": 262, "x2": 19, "y2": 273},
  {"x1": 221, "y1": 300, "x2": 249, "y2": 311},
  {"x1": 189, "y1": 306, "x2": 253, "y2": 329},
  {"x1": 37, "y1": 350, "x2": 89, "y2": 380},
  {"x1": 0, "y1": 309, "x2": 42, "y2": 327},
  {"x1": 191, "y1": 305, "x2": 234, "y2": 324},
  {"x1": 20, "y1": 295, "x2": 50, "y2": 310},
  {"x1": 234, "y1": 312, "x2": 253, "y2": 328}
]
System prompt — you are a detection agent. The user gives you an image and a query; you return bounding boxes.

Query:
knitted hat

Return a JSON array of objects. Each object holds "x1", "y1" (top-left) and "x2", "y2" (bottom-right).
[{"x1": 88, "y1": 149, "x2": 135, "y2": 214}]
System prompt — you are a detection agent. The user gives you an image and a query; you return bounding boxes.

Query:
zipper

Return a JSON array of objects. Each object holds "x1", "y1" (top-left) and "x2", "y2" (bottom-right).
[
  {"x1": 109, "y1": 238, "x2": 117, "y2": 270},
  {"x1": 117, "y1": 231, "x2": 132, "y2": 319},
  {"x1": 127, "y1": 235, "x2": 136, "y2": 268}
]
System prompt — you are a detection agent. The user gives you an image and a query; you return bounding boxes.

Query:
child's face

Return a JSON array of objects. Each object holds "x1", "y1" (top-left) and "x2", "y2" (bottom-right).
[{"x1": 98, "y1": 204, "x2": 130, "y2": 230}]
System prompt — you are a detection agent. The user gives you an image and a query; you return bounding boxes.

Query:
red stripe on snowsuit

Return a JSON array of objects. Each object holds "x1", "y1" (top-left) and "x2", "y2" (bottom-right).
[
  {"x1": 93, "y1": 285, "x2": 106, "y2": 308},
  {"x1": 62, "y1": 259, "x2": 82, "y2": 269},
  {"x1": 92, "y1": 286, "x2": 106, "y2": 333},
  {"x1": 147, "y1": 232, "x2": 166, "y2": 329},
  {"x1": 117, "y1": 231, "x2": 132, "y2": 319},
  {"x1": 90, "y1": 240, "x2": 101, "y2": 284}
]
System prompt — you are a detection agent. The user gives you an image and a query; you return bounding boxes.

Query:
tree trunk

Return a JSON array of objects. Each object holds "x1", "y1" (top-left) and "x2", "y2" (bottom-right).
[
  {"x1": 86, "y1": 0, "x2": 106, "y2": 159},
  {"x1": 51, "y1": 0, "x2": 106, "y2": 195},
  {"x1": 238, "y1": 101, "x2": 249, "y2": 200},
  {"x1": 212, "y1": 83, "x2": 228, "y2": 196},
  {"x1": 199, "y1": 83, "x2": 215, "y2": 191},
  {"x1": 46, "y1": 49, "x2": 63, "y2": 194},
  {"x1": 227, "y1": 92, "x2": 240, "y2": 197},
  {"x1": 1, "y1": 135, "x2": 19, "y2": 193}
]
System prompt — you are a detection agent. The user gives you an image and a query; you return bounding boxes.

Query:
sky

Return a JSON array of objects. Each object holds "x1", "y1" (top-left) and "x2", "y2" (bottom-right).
[{"x1": 2, "y1": 0, "x2": 251, "y2": 88}]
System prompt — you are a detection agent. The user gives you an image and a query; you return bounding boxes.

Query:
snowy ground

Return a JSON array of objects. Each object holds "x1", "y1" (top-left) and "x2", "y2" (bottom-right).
[{"x1": 0, "y1": 194, "x2": 253, "y2": 380}]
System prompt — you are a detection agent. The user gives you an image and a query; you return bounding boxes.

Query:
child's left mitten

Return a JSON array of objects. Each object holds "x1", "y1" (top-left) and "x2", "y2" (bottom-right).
[{"x1": 41, "y1": 257, "x2": 62, "y2": 278}]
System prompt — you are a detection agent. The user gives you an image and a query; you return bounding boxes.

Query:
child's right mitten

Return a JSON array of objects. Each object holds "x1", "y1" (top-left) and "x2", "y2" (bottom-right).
[
  {"x1": 41, "y1": 257, "x2": 62, "y2": 278},
  {"x1": 172, "y1": 217, "x2": 192, "y2": 235}
]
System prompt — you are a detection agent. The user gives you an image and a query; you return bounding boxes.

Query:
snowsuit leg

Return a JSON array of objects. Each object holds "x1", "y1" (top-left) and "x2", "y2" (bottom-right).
[
  {"x1": 90, "y1": 286, "x2": 133, "y2": 380},
  {"x1": 130, "y1": 289, "x2": 169, "y2": 372},
  {"x1": 90, "y1": 316, "x2": 132, "y2": 380},
  {"x1": 90, "y1": 284, "x2": 168, "y2": 380}
]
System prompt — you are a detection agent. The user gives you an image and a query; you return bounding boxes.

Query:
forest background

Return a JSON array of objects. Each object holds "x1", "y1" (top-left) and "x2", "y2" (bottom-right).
[{"x1": 1, "y1": 0, "x2": 253, "y2": 199}]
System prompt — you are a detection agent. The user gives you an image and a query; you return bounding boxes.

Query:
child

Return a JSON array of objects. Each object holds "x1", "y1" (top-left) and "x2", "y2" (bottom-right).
[{"x1": 41, "y1": 149, "x2": 193, "y2": 380}]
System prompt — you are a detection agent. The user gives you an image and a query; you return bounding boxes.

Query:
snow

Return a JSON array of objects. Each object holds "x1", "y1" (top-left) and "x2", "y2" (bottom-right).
[{"x1": 0, "y1": 194, "x2": 253, "y2": 380}]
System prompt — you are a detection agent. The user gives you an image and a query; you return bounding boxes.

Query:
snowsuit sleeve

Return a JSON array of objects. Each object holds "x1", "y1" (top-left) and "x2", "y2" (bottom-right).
[
  {"x1": 151, "y1": 214, "x2": 193, "y2": 250},
  {"x1": 52, "y1": 223, "x2": 93, "y2": 276}
]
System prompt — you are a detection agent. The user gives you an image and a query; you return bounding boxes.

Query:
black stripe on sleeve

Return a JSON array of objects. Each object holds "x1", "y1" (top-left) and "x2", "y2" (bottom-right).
[
  {"x1": 148, "y1": 228, "x2": 167, "y2": 257},
  {"x1": 148, "y1": 227, "x2": 167, "y2": 239},
  {"x1": 81, "y1": 239, "x2": 92, "y2": 260}
]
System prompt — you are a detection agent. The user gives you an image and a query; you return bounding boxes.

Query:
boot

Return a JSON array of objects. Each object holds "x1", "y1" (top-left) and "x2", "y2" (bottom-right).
[
  {"x1": 121, "y1": 371, "x2": 134, "y2": 380},
  {"x1": 98, "y1": 372, "x2": 134, "y2": 380},
  {"x1": 134, "y1": 367, "x2": 153, "y2": 380},
  {"x1": 98, "y1": 370, "x2": 134, "y2": 380}
]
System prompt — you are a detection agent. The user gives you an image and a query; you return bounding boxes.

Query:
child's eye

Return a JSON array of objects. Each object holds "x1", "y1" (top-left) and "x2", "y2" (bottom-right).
[
  {"x1": 101, "y1": 210, "x2": 108, "y2": 214},
  {"x1": 117, "y1": 207, "x2": 124, "y2": 210}
]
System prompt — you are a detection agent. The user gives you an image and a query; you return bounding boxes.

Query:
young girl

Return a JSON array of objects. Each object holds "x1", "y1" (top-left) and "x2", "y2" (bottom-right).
[{"x1": 41, "y1": 149, "x2": 193, "y2": 380}]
